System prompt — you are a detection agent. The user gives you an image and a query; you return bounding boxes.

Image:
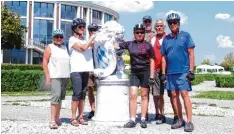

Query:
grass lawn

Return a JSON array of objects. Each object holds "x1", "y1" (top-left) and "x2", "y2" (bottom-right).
[{"x1": 193, "y1": 91, "x2": 234, "y2": 100}]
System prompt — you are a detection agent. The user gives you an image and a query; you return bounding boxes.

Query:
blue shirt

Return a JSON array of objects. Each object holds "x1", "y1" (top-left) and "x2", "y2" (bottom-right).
[{"x1": 161, "y1": 31, "x2": 195, "y2": 74}]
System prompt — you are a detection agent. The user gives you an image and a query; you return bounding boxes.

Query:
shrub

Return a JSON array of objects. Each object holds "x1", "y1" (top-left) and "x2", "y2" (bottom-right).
[
  {"x1": 215, "y1": 75, "x2": 234, "y2": 87},
  {"x1": 1, "y1": 64, "x2": 42, "y2": 70},
  {"x1": 191, "y1": 74, "x2": 217, "y2": 85},
  {"x1": 1, "y1": 70, "x2": 73, "y2": 92}
]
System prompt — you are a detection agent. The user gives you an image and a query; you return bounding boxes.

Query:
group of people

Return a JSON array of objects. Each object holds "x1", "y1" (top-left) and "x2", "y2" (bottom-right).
[{"x1": 42, "y1": 12, "x2": 195, "y2": 132}]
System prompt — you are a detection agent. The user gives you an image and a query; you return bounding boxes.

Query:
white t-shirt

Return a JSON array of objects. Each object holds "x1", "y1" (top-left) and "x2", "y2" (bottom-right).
[
  {"x1": 48, "y1": 44, "x2": 70, "y2": 78},
  {"x1": 151, "y1": 36, "x2": 164, "y2": 47},
  {"x1": 68, "y1": 36, "x2": 94, "y2": 73}
]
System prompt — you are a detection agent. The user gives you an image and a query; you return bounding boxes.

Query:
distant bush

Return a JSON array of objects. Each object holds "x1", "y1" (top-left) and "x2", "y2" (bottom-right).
[
  {"x1": 2, "y1": 64, "x2": 42, "y2": 70},
  {"x1": 215, "y1": 75, "x2": 234, "y2": 87}
]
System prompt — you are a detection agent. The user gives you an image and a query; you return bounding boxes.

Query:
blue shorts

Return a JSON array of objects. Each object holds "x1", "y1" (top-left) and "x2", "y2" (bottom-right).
[{"x1": 166, "y1": 73, "x2": 192, "y2": 91}]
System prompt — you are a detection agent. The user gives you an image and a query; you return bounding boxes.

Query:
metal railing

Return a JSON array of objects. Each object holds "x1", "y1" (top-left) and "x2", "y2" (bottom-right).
[{"x1": 26, "y1": 39, "x2": 46, "y2": 53}]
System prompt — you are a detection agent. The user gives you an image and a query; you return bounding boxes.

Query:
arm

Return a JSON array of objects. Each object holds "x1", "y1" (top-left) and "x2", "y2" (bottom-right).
[
  {"x1": 188, "y1": 48, "x2": 194, "y2": 71},
  {"x1": 72, "y1": 37, "x2": 95, "y2": 52},
  {"x1": 150, "y1": 58, "x2": 155, "y2": 78},
  {"x1": 161, "y1": 55, "x2": 166, "y2": 74},
  {"x1": 42, "y1": 46, "x2": 51, "y2": 85}
]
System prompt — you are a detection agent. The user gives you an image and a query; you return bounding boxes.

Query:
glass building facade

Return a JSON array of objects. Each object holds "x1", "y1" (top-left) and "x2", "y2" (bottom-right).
[{"x1": 2, "y1": 1, "x2": 119, "y2": 64}]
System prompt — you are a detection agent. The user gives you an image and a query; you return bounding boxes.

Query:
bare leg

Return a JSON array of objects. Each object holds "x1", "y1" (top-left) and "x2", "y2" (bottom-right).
[
  {"x1": 129, "y1": 86, "x2": 138, "y2": 120},
  {"x1": 181, "y1": 91, "x2": 192, "y2": 122},
  {"x1": 141, "y1": 88, "x2": 149, "y2": 119}
]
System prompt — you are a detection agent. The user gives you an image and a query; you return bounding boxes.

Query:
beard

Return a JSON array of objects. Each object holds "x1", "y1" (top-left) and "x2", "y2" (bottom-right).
[{"x1": 145, "y1": 25, "x2": 152, "y2": 31}]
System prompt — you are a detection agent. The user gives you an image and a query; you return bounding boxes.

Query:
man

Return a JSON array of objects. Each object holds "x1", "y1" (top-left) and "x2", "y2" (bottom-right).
[
  {"x1": 143, "y1": 15, "x2": 155, "y2": 43},
  {"x1": 161, "y1": 13, "x2": 195, "y2": 132},
  {"x1": 150, "y1": 19, "x2": 167, "y2": 124},
  {"x1": 87, "y1": 23, "x2": 99, "y2": 119}
]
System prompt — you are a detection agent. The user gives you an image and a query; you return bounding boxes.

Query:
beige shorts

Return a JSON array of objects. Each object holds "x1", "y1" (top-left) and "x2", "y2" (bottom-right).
[{"x1": 50, "y1": 78, "x2": 69, "y2": 104}]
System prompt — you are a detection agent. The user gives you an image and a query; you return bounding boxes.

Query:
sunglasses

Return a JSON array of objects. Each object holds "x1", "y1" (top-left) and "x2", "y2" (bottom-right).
[
  {"x1": 135, "y1": 31, "x2": 145, "y2": 35},
  {"x1": 168, "y1": 21, "x2": 178, "y2": 25},
  {"x1": 89, "y1": 29, "x2": 97, "y2": 32},
  {"x1": 78, "y1": 25, "x2": 85, "y2": 29},
  {"x1": 144, "y1": 20, "x2": 151, "y2": 23},
  {"x1": 54, "y1": 35, "x2": 64, "y2": 39}
]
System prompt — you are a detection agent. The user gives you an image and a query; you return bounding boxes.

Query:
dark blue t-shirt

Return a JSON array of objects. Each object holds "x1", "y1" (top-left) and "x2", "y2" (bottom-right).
[
  {"x1": 161, "y1": 31, "x2": 195, "y2": 74},
  {"x1": 118, "y1": 40, "x2": 154, "y2": 72}
]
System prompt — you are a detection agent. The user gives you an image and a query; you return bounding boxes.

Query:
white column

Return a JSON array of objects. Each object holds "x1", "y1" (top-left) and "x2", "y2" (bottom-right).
[
  {"x1": 90, "y1": 8, "x2": 93, "y2": 23},
  {"x1": 77, "y1": 6, "x2": 80, "y2": 18},
  {"x1": 1, "y1": 50, "x2": 3, "y2": 64},
  {"x1": 30, "y1": 49, "x2": 33, "y2": 64},
  {"x1": 26, "y1": 1, "x2": 30, "y2": 47},
  {"x1": 86, "y1": 8, "x2": 90, "y2": 40},
  {"x1": 31, "y1": 1, "x2": 34, "y2": 39},
  {"x1": 58, "y1": 3, "x2": 61, "y2": 29},
  {"x1": 102, "y1": 12, "x2": 105, "y2": 25},
  {"x1": 25, "y1": 49, "x2": 28, "y2": 64},
  {"x1": 53, "y1": 2, "x2": 57, "y2": 30},
  {"x1": 81, "y1": 7, "x2": 83, "y2": 19}
]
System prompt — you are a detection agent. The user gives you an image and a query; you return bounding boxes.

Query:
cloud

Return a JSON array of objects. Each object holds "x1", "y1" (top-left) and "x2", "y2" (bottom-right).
[
  {"x1": 156, "y1": 10, "x2": 188, "y2": 25},
  {"x1": 92, "y1": 1, "x2": 153, "y2": 13},
  {"x1": 216, "y1": 35, "x2": 234, "y2": 48},
  {"x1": 215, "y1": 13, "x2": 234, "y2": 22}
]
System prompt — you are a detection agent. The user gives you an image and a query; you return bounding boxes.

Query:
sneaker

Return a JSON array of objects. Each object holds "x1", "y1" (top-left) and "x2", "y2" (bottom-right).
[
  {"x1": 156, "y1": 115, "x2": 166, "y2": 124},
  {"x1": 124, "y1": 120, "x2": 136, "y2": 128},
  {"x1": 140, "y1": 120, "x2": 147, "y2": 128},
  {"x1": 184, "y1": 122, "x2": 194, "y2": 132},
  {"x1": 173, "y1": 116, "x2": 179, "y2": 124},
  {"x1": 171, "y1": 119, "x2": 184, "y2": 129},
  {"x1": 155, "y1": 114, "x2": 160, "y2": 121},
  {"x1": 88, "y1": 111, "x2": 95, "y2": 119}
]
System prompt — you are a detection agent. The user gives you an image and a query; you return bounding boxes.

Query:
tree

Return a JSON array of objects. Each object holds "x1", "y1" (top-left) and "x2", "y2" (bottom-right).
[
  {"x1": 1, "y1": 4, "x2": 25, "y2": 50},
  {"x1": 220, "y1": 52, "x2": 234, "y2": 71},
  {"x1": 201, "y1": 58, "x2": 212, "y2": 65}
]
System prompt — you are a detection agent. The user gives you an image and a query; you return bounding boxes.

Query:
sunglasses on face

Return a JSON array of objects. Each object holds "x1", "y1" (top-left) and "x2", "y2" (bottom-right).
[
  {"x1": 135, "y1": 31, "x2": 145, "y2": 35},
  {"x1": 168, "y1": 21, "x2": 178, "y2": 25},
  {"x1": 144, "y1": 20, "x2": 151, "y2": 23},
  {"x1": 89, "y1": 29, "x2": 97, "y2": 32},
  {"x1": 78, "y1": 25, "x2": 85, "y2": 29},
  {"x1": 54, "y1": 35, "x2": 64, "y2": 39}
]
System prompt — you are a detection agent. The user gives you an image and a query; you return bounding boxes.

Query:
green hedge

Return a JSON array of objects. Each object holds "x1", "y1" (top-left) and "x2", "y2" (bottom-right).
[
  {"x1": 1, "y1": 64, "x2": 42, "y2": 70},
  {"x1": 1, "y1": 70, "x2": 72, "y2": 92},
  {"x1": 191, "y1": 74, "x2": 217, "y2": 85},
  {"x1": 215, "y1": 75, "x2": 234, "y2": 87}
]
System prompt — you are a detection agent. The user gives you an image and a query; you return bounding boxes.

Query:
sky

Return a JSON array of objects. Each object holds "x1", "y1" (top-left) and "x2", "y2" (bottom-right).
[{"x1": 94, "y1": 1, "x2": 234, "y2": 65}]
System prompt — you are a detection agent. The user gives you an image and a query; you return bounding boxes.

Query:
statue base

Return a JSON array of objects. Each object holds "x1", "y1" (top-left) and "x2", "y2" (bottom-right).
[{"x1": 92, "y1": 78, "x2": 130, "y2": 126}]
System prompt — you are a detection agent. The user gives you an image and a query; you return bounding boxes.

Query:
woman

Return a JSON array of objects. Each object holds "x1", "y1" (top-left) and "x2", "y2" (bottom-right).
[
  {"x1": 115, "y1": 24, "x2": 155, "y2": 128},
  {"x1": 42, "y1": 29, "x2": 70, "y2": 129},
  {"x1": 68, "y1": 18, "x2": 96, "y2": 126}
]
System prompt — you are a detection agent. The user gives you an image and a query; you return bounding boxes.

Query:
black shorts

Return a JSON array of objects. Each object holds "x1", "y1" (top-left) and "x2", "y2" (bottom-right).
[
  {"x1": 70, "y1": 72, "x2": 89, "y2": 101},
  {"x1": 130, "y1": 70, "x2": 150, "y2": 88}
]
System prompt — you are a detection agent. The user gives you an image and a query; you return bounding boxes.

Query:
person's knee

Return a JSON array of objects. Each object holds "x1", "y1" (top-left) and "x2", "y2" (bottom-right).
[
  {"x1": 181, "y1": 91, "x2": 189, "y2": 99},
  {"x1": 51, "y1": 95, "x2": 61, "y2": 104},
  {"x1": 170, "y1": 91, "x2": 177, "y2": 99},
  {"x1": 141, "y1": 93, "x2": 148, "y2": 100},
  {"x1": 130, "y1": 94, "x2": 138, "y2": 101}
]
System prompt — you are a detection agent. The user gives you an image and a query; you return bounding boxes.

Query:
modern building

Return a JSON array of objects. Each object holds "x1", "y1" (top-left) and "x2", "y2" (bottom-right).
[{"x1": 1, "y1": 1, "x2": 119, "y2": 64}]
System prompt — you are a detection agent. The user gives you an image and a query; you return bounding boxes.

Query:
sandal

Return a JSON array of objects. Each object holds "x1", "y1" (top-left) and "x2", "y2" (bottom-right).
[
  {"x1": 70, "y1": 119, "x2": 79, "y2": 127},
  {"x1": 78, "y1": 118, "x2": 88, "y2": 125},
  {"x1": 49, "y1": 121, "x2": 58, "y2": 129}
]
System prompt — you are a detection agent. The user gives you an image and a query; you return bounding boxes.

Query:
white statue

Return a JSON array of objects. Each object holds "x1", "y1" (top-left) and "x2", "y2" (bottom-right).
[{"x1": 93, "y1": 21, "x2": 127, "y2": 79}]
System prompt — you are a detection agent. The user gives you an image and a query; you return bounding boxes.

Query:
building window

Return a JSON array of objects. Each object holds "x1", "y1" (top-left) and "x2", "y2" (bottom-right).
[
  {"x1": 33, "y1": 50, "x2": 43, "y2": 64},
  {"x1": 60, "y1": 21, "x2": 72, "y2": 44},
  {"x1": 104, "y1": 13, "x2": 112, "y2": 23},
  {"x1": 34, "y1": 2, "x2": 54, "y2": 18},
  {"x1": 33, "y1": 19, "x2": 54, "y2": 45},
  {"x1": 92, "y1": 10, "x2": 102, "y2": 25},
  {"x1": 5, "y1": 1, "x2": 27, "y2": 16},
  {"x1": 3, "y1": 49, "x2": 26, "y2": 64},
  {"x1": 61, "y1": 5, "x2": 77, "y2": 20}
]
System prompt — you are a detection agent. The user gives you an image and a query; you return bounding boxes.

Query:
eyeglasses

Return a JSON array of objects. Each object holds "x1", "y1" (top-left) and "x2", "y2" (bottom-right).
[
  {"x1": 135, "y1": 31, "x2": 145, "y2": 35},
  {"x1": 78, "y1": 25, "x2": 85, "y2": 29},
  {"x1": 89, "y1": 29, "x2": 97, "y2": 32},
  {"x1": 168, "y1": 21, "x2": 178, "y2": 25},
  {"x1": 54, "y1": 36, "x2": 64, "y2": 39},
  {"x1": 144, "y1": 20, "x2": 151, "y2": 23}
]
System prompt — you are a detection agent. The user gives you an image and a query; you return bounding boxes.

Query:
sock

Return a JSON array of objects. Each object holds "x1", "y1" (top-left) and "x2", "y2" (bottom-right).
[
  {"x1": 141, "y1": 117, "x2": 146, "y2": 121},
  {"x1": 130, "y1": 117, "x2": 136, "y2": 122}
]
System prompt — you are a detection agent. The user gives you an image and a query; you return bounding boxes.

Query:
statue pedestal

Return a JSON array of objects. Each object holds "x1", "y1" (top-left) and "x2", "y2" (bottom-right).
[{"x1": 92, "y1": 78, "x2": 130, "y2": 126}]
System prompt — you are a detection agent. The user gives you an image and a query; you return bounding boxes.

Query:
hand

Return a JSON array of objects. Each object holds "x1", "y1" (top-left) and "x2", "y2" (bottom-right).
[
  {"x1": 186, "y1": 71, "x2": 195, "y2": 81},
  {"x1": 161, "y1": 74, "x2": 166, "y2": 83},
  {"x1": 148, "y1": 78, "x2": 155, "y2": 85},
  {"x1": 90, "y1": 33, "x2": 97, "y2": 41},
  {"x1": 45, "y1": 77, "x2": 51, "y2": 88}
]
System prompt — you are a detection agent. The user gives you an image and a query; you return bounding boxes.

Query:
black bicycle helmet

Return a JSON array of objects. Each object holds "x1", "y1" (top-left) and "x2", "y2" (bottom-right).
[
  {"x1": 71, "y1": 18, "x2": 86, "y2": 31},
  {"x1": 133, "y1": 24, "x2": 145, "y2": 31},
  {"x1": 88, "y1": 23, "x2": 99, "y2": 31}
]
